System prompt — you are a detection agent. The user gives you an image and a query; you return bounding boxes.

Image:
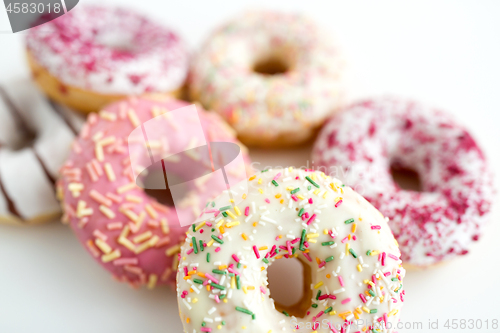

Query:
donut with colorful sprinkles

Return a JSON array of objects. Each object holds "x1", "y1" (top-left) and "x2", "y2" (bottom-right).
[
  {"x1": 189, "y1": 11, "x2": 345, "y2": 147},
  {"x1": 26, "y1": 5, "x2": 189, "y2": 114},
  {"x1": 57, "y1": 97, "x2": 250, "y2": 288},
  {"x1": 313, "y1": 97, "x2": 496, "y2": 268},
  {"x1": 177, "y1": 168, "x2": 405, "y2": 333}
]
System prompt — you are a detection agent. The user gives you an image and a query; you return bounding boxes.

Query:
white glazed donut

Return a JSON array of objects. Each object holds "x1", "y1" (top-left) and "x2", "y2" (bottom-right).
[
  {"x1": 0, "y1": 79, "x2": 84, "y2": 224},
  {"x1": 189, "y1": 11, "x2": 345, "y2": 147},
  {"x1": 177, "y1": 168, "x2": 405, "y2": 333}
]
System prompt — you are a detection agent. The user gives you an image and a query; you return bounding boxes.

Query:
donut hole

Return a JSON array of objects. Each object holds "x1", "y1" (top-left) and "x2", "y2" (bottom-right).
[
  {"x1": 390, "y1": 163, "x2": 423, "y2": 192},
  {"x1": 141, "y1": 169, "x2": 188, "y2": 207},
  {"x1": 253, "y1": 55, "x2": 289, "y2": 75},
  {"x1": 267, "y1": 257, "x2": 312, "y2": 318}
]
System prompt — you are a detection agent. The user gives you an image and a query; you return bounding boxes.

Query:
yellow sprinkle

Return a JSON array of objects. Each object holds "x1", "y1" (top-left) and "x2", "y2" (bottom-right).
[
  {"x1": 388, "y1": 309, "x2": 398, "y2": 317},
  {"x1": 103, "y1": 163, "x2": 116, "y2": 182},
  {"x1": 231, "y1": 276, "x2": 236, "y2": 289},
  {"x1": 258, "y1": 188, "x2": 263, "y2": 194},
  {"x1": 166, "y1": 244, "x2": 181, "y2": 256},
  {"x1": 258, "y1": 246, "x2": 268, "y2": 251},
  {"x1": 99, "y1": 205, "x2": 115, "y2": 219},
  {"x1": 192, "y1": 298, "x2": 198, "y2": 304},
  {"x1": 306, "y1": 233, "x2": 319, "y2": 239},
  {"x1": 226, "y1": 211, "x2": 237, "y2": 219},
  {"x1": 101, "y1": 249, "x2": 121, "y2": 263},
  {"x1": 242, "y1": 286, "x2": 248, "y2": 294},
  {"x1": 352, "y1": 224, "x2": 357, "y2": 233},
  {"x1": 216, "y1": 220, "x2": 224, "y2": 228},
  {"x1": 242, "y1": 194, "x2": 247, "y2": 199},
  {"x1": 118, "y1": 236, "x2": 135, "y2": 252},
  {"x1": 218, "y1": 265, "x2": 227, "y2": 270},
  {"x1": 241, "y1": 233, "x2": 248, "y2": 241},
  {"x1": 125, "y1": 194, "x2": 142, "y2": 203},
  {"x1": 275, "y1": 193, "x2": 282, "y2": 199},
  {"x1": 308, "y1": 239, "x2": 317, "y2": 243},
  {"x1": 147, "y1": 274, "x2": 158, "y2": 289},
  {"x1": 362, "y1": 307, "x2": 370, "y2": 313},
  {"x1": 357, "y1": 264, "x2": 362, "y2": 272},
  {"x1": 218, "y1": 325, "x2": 222, "y2": 329},
  {"x1": 207, "y1": 239, "x2": 215, "y2": 247},
  {"x1": 95, "y1": 144, "x2": 104, "y2": 162},
  {"x1": 314, "y1": 281, "x2": 324, "y2": 289},
  {"x1": 234, "y1": 206, "x2": 241, "y2": 216},
  {"x1": 133, "y1": 231, "x2": 153, "y2": 243},
  {"x1": 313, "y1": 189, "x2": 321, "y2": 195},
  {"x1": 249, "y1": 175, "x2": 256, "y2": 181},
  {"x1": 95, "y1": 238, "x2": 112, "y2": 254},
  {"x1": 195, "y1": 221, "x2": 206, "y2": 231},
  {"x1": 135, "y1": 235, "x2": 159, "y2": 254},
  {"x1": 323, "y1": 229, "x2": 329, "y2": 235},
  {"x1": 345, "y1": 243, "x2": 350, "y2": 253},
  {"x1": 223, "y1": 299, "x2": 228, "y2": 303},
  {"x1": 258, "y1": 178, "x2": 262, "y2": 184},
  {"x1": 117, "y1": 182, "x2": 136, "y2": 194},
  {"x1": 322, "y1": 191, "x2": 328, "y2": 199},
  {"x1": 127, "y1": 108, "x2": 141, "y2": 128},
  {"x1": 297, "y1": 195, "x2": 305, "y2": 200}
]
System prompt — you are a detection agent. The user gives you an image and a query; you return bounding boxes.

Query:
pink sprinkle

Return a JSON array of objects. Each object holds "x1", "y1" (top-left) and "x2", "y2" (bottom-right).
[
  {"x1": 318, "y1": 294, "x2": 329, "y2": 300},
  {"x1": 200, "y1": 328, "x2": 212, "y2": 332},
  {"x1": 359, "y1": 293, "x2": 367, "y2": 303},
  {"x1": 388, "y1": 253, "x2": 399, "y2": 260},
  {"x1": 273, "y1": 172, "x2": 281, "y2": 180},
  {"x1": 227, "y1": 267, "x2": 240, "y2": 275},
  {"x1": 186, "y1": 248, "x2": 194, "y2": 255},
  {"x1": 306, "y1": 213, "x2": 317, "y2": 225},
  {"x1": 291, "y1": 195, "x2": 299, "y2": 202},
  {"x1": 302, "y1": 252, "x2": 312, "y2": 262},
  {"x1": 384, "y1": 271, "x2": 391, "y2": 277},
  {"x1": 286, "y1": 241, "x2": 292, "y2": 256},
  {"x1": 318, "y1": 261, "x2": 326, "y2": 268},
  {"x1": 381, "y1": 252, "x2": 386, "y2": 266},
  {"x1": 308, "y1": 198, "x2": 313, "y2": 204},
  {"x1": 304, "y1": 241, "x2": 310, "y2": 248},
  {"x1": 352, "y1": 235, "x2": 357, "y2": 240},
  {"x1": 184, "y1": 266, "x2": 188, "y2": 277},
  {"x1": 316, "y1": 311, "x2": 324, "y2": 319},
  {"x1": 341, "y1": 236, "x2": 349, "y2": 243},
  {"x1": 218, "y1": 235, "x2": 223, "y2": 239},
  {"x1": 253, "y1": 246, "x2": 260, "y2": 259},
  {"x1": 205, "y1": 273, "x2": 219, "y2": 284},
  {"x1": 260, "y1": 286, "x2": 266, "y2": 294},
  {"x1": 113, "y1": 258, "x2": 138, "y2": 266},
  {"x1": 199, "y1": 229, "x2": 204, "y2": 234},
  {"x1": 371, "y1": 225, "x2": 381, "y2": 230},
  {"x1": 384, "y1": 313, "x2": 388, "y2": 326},
  {"x1": 275, "y1": 236, "x2": 280, "y2": 241},
  {"x1": 205, "y1": 222, "x2": 213, "y2": 227},
  {"x1": 265, "y1": 198, "x2": 270, "y2": 204},
  {"x1": 328, "y1": 323, "x2": 339, "y2": 333},
  {"x1": 335, "y1": 200, "x2": 343, "y2": 208},
  {"x1": 93, "y1": 229, "x2": 108, "y2": 241},
  {"x1": 291, "y1": 237, "x2": 300, "y2": 244},
  {"x1": 215, "y1": 295, "x2": 220, "y2": 303},
  {"x1": 244, "y1": 206, "x2": 249, "y2": 216},
  {"x1": 341, "y1": 298, "x2": 351, "y2": 305},
  {"x1": 215, "y1": 247, "x2": 221, "y2": 253},
  {"x1": 338, "y1": 275, "x2": 344, "y2": 287},
  {"x1": 372, "y1": 275, "x2": 377, "y2": 284}
]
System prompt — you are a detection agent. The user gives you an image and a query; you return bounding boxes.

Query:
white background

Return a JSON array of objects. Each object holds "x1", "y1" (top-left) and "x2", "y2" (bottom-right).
[{"x1": 1, "y1": 1, "x2": 499, "y2": 332}]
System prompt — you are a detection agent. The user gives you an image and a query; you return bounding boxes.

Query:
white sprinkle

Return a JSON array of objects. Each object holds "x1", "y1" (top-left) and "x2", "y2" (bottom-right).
[{"x1": 244, "y1": 214, "x2": 253, "y2": 223}]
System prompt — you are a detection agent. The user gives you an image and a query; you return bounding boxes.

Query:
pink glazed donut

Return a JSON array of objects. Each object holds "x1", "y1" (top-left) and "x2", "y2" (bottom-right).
[
  {"x1": 312, "y1": 97, "x2": 495, "y2": 267},
  {"x1": 57, "y1": 97, "x2": 250, "y2": 288}
]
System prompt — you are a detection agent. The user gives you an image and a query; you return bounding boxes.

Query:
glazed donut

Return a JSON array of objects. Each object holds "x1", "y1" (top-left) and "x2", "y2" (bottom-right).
[
  {"x1": 0, "y1": 79, "x2": 83, "y2": 225},
  {"x1": 26, "y1": 5, "x2": 188, "y2": 114},
  {"x1": 177, "y1": 168, "x2": 405, "y2": 333},
  {"x1": 312, "y1": 97, "x2": 495, "y2": 267},
  {"x1": 57, "y1": 97, "x2": 251, "y2": 288},
  {"x1": 189, "y1": 11, "x2": 344, "y2": 147}
]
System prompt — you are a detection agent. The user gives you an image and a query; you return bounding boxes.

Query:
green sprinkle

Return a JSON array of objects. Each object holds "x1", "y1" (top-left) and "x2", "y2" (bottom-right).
[
  {"x1": 349, "y1": 248, "x2": 357, "y2": 258},
  {"x1": 322, "y1": 241, "x2": 335, "y2": 246},
  {"x1": 344, "y1": 218, "x2": 355, "y2": 224},
  {"x1": 210, "y1": 282, "x2": 226, "y2": 290},
  {"x1": 192, "y1": 237, "x2": 198, "y2": 254},
  {"x1": 282, "y1": 311, "x2": 290, "y2": 317},
  {"x1": 219, "y1": 294, "x2": 226, "y2": 299},
  {"x1": 219, "y1": 205, "x2": 231, "y2": 211},
  {"x1": 307, "y1": 185, "x2": 312, "y2": 190},
  {"x1": 222, "y1": 212, "x2": 228, "y2": 218},
  {"x1": 370, "y1": 309, "x2": 378, "y2": 314},
  {"x1": 236, "y1": 275, "x2": 241, "y2": 289},
  {"x1": 193, "y1": 278, "x2": 204, "y2": 284},
  {"x1": 235, "y1": 306, "x2": 253, "y2": 316},
  {"x1": 237, "y1": 263, "x2": 242, "y2": 269},
  {"x1": 298, "y1": 208, "x2": 305, "y2": 217},
  {"x1": 316, "y1": 290, "x2": 322, "y2": 300},
  {"x1": 272, "y1": 180, "x2": 279, "y2": 187},
  {"x1": 211, "y1": 235, "x2": 224, "y2": 244},
  {"x1": 299, "y1": 229, "x2": 307, "y2": 251},
  {"x1": 199, "y1": 240, "x2": 204, "y2": 252},
  {"x1": 325, "y1": 256, "x2": 334, "y2": 262},
  {"x1": 211, "y1": 228, "x2": 215, "y2": 232},
  {"x1": 228, "y1": 273, "x2": 235, "y2": 277},
  {"x1": 262, "y1": 258, "x2": 269, "y2": 264},
  {"x1": 311, "y1": 303, "x2": 318, "y2": 308},
  {"x1": 206, "y1": 253, "x2": 211, "y2": 262},
  {"x1": 291, "y1": 188, "x2": 300, "y2": 194},
  {"x1": 325, "y1": 307, "x2": 333, "y2": 314},
  {"x1": 212, "y1": 269, "x2": 227, "y2": 275},
  {"x1": 221, "y1": 321, "x2": 226, "y2": 326},
  {"x1": 192, "y1": 224, "x2": 196, "y2": 232},
  {"x1": 366, "y1": 250, "x2": 372, "y2": 256},
  {"x1": 305, "y1": 176, "x2": 320, "y2": 188},
  {"x1": 251, "y1": 314, "x2": 256, "y2": 320},
  {"x1": 391, "y1": 277, "x2": 398, "y2": 281},
  {"x1": 369, "y1": 289, "x2": 376, "y2": 297},
  {"x1": 261, "y1": 169, "x2": 269, "y2": 173},
  {"x1": 292, "y1": 247, "x2": 296, "y2": 255},
  {"x1": 211, "y1": 202, "x2": 215, "y2": 207},
  {"x1": 201, "y1": 322, "x2": 206, "y2": 327}
]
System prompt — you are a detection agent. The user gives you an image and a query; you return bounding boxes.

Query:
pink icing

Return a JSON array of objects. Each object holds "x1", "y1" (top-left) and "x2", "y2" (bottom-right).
[
  {"x1": 58, "y1": 97, "x2": 250, "y2": 287},
  {"x1": 313, "y1": 97, "x2": 495, "y2": 267},
  {"x1": 27, "y1": 5, "x2": 188, "y2": 95}
]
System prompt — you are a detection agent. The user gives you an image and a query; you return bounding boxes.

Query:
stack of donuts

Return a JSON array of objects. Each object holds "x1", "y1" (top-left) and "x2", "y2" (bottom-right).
[{"x1": 6, "y1": 3, "x2": 494, "y2": 332}]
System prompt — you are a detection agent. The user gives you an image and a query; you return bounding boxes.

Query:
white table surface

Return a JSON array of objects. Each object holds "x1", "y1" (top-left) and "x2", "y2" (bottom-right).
[{"x1": 1, "y1": 1, "x2": 499, "y2": 332}]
